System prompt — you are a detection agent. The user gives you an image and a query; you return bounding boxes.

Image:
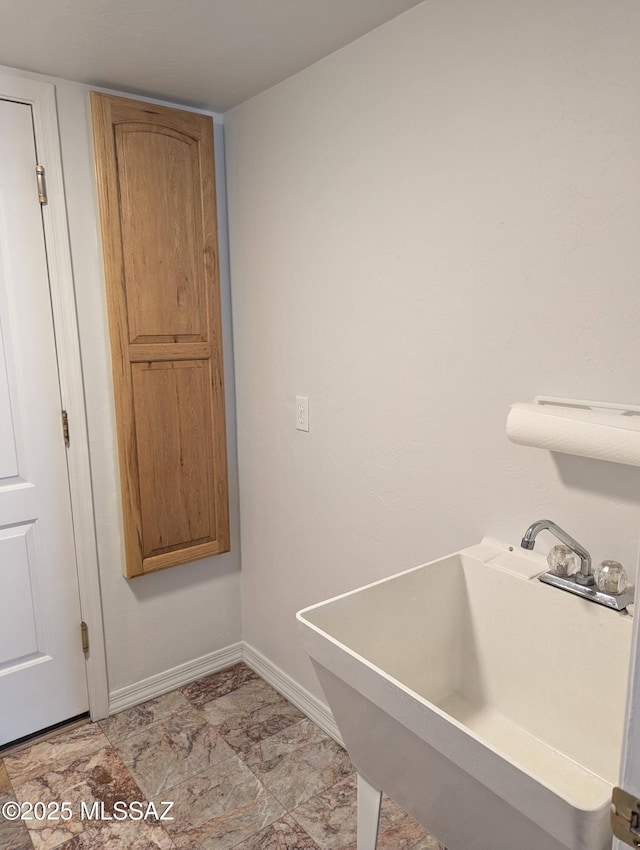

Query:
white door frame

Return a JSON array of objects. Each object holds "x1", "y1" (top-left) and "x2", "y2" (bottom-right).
[{"x1": 0, "y1": 71, "x2": 109, "y2": 721}]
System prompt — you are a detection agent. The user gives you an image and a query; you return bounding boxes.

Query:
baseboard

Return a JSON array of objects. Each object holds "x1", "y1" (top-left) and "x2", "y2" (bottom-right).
[
  {"x1": 108, "y1": 642, "x2": 243, "y2": 714},
  {"x1": 107, "y1": 638, "x2": 342, "y2": 749},
  {"x1": 242, "y1": 642, "x2": 343, "y2": 746}
]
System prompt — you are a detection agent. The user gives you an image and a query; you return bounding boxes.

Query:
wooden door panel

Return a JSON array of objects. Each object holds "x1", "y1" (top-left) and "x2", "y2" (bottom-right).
[
  {"x1": 132, "y1": 360, "x2": 215, "y2": 560},
  {"x1": 116, "y1": 125, "x2": 206, "y2": 342},
  {"x1": 91, "y1": 93, "x2": 229, "y2": 577}
]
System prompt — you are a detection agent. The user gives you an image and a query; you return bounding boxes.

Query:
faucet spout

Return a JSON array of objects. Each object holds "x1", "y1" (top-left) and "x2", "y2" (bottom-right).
[{"x1": 521, "y1": 519, "x2": 593, "y2": 585}]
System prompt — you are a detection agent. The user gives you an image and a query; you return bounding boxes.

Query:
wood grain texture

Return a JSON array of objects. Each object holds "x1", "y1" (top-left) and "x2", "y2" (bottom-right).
[
  {"x1": 116, "y1": 124, "x2": 205, "y2": 342},
  {"x1": 132, "y1": 361, "x2": 215, "y2": 557},
  {"x1": 90, "y1": 92, "x2": 229, "y2": 577}
]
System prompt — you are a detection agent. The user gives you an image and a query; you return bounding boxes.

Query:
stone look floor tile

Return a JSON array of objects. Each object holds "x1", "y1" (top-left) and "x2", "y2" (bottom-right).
[
  {"x1": 159, "y1": 754, "x2": 285, "y2": 850},
  {"x1": 114, "y1": 707, "x2": 235, "y2": 798},
  {"x1": 99, "y1": 691, "x2": 191, "y2": 744},
  {"x1": 0, "y1": 760, "x2": 12, "y2": 794},
  {"x1": 405, "y1": 837, "x2": 444, "y2": 850},
  {"x1": 0, "y1": 813, "x2": 33, "y2": 850},
  {"x1": 371, "y1": 817, "x2": 432, "y2": 850},
  {"x1": 0, "y1": 758, "x2": 33, "y2": 850},
  {"x1": 0, "y1": 664, "x2": 442, "y2": 850},
  {"x1": 291, "y1": 774, "x2": 357, "y2": 850},
  {"x1": 233, "y1": 814, "x2": 323, "y2": 849},
  {"x1": 181, "y1": 663, "x2": 259, "y2": 708},
  {"x1": 10, "y1": 745, "x2": 143, "y2": 850},
  {"x1": 293, "y1": 775, "x2": 438, "y2": 850},
  {"x1": 244, "y1": 718, "x2": 354, "y2": 811},
  {"x1": 4, "y1": 724, "x2": 109, "y2": 785},
  {"x1": 200, "y1": 678, "x2": 304, "y2": 756},
  {"x1": 54, "y1": 820, "x2": 176, "y2": 849},
  {"x1": 375, "y1": 793, "x2": 431, "y2": 849}
]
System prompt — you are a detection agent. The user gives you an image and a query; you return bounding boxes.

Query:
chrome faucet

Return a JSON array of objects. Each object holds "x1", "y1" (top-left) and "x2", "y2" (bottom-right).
[
  {"x1": 520, "y1": 519, "x2": 634, "y2": 611},
  {"x1": 521, "y1": 519, "x2": 593, "y2": 585}
]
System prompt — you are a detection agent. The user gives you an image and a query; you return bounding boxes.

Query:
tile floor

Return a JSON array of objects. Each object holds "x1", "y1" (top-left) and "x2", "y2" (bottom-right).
[{"x1": 0, "y1": 664, "x2": 442, "y2": 850}]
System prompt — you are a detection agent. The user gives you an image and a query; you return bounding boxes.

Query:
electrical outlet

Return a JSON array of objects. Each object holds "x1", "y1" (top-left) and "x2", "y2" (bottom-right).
[{"x1": 296, "y1": 396, "x2": 309, "y2": 432}]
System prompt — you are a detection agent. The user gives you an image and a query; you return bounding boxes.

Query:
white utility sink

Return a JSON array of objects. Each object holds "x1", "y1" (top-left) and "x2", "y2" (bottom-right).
[{"x1": 297, "y1": 539, "x2": 633, "y2": 850}]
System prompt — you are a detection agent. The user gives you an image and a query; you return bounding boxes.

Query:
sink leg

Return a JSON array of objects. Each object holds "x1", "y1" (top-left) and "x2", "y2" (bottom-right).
[{"x1": 357, "y1": 773, "x2": 382, "y2": 850}]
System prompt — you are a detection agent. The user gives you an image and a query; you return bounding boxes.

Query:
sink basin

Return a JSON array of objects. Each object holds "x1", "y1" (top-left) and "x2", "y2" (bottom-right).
[{"x1": 297, "y1": 539, "x2": 633, "y2": 850}]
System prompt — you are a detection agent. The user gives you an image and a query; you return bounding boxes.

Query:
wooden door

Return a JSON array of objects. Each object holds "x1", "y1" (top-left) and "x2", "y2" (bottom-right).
[
  {"x1": 0, "y1": 98, "x2": 88, "y2": 745},
  {"x1": 90, "y1": 94, "x2": 229, "y2": 578}
]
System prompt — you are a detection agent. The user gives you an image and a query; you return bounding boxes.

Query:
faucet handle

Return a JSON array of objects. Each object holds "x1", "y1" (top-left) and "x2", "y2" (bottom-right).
[
  {"x1": 547, "y1": 545, "x2": 580, "y2": 577},
  {"x1": 594, "y1": 561, "x2": 628, "y2": 596}
]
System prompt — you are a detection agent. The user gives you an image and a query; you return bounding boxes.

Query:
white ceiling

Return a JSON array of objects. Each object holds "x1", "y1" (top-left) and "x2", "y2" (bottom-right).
[{"x1": 0, "y1": 0, "x2": 423, "y2": 112}]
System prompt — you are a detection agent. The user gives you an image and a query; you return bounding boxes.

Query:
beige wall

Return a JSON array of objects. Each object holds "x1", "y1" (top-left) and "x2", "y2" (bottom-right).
[
  {"x1": 0, "y1": 64, "x2": 243, "y2": 698},
  {"x1": 225, "y1": 0, "x2": 640, "y2": 698}
]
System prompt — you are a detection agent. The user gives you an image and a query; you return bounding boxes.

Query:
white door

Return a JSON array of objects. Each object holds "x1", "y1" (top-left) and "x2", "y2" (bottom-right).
[{"x1": 0, "y1": 97, "x2": 88, "y2": 745}]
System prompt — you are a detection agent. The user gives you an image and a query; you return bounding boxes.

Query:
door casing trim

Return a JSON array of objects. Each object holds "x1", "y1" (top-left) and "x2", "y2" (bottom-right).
[{"x1": 0, "y1": 71, "x2": 109, "y2": 720}]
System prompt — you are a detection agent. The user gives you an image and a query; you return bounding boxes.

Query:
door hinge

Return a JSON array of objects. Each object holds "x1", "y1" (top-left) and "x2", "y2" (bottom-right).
[
  {"x1": 612, "y1": 786, "x2": 640, "y2": 847},
  {"x1": 80, "y1": 621, "x2": 89, "y2": 655},
  {"x1": 36, "y1": 164, "x2": 48, "y2": 204},
  {"x1": 61, "y1": 410, "x2": 70, "y2": 445}
]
